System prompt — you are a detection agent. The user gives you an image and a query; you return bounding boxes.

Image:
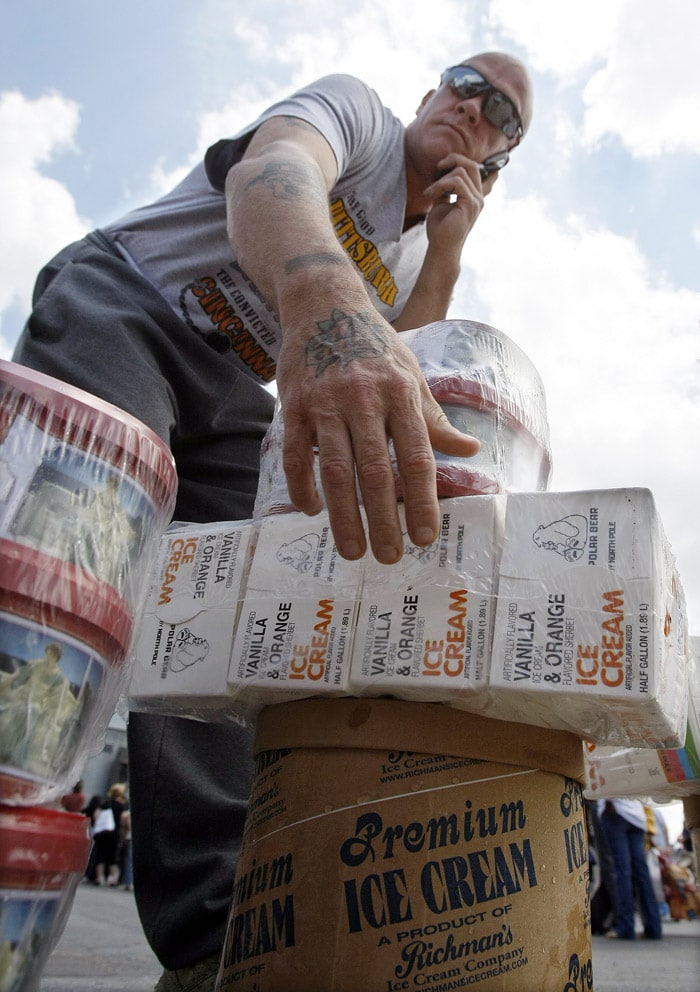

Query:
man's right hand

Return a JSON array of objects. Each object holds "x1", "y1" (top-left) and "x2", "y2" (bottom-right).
[{"x1": 275, "y1": 306, "x2": 480, "y2": 564}]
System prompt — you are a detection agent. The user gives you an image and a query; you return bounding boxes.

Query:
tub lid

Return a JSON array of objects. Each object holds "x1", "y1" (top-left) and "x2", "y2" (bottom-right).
[
  {"x1": 254, "y1": 698, "x2": 586, "y2": 782},
  {"x1": 402, "y1": 320, "x2": 552, "y2": 452},
  {"x1": 0, "y1": 538, "x2": 133, "y2": 659},
  {"x1": 0, "y1": 805, "x2": 91, "y2": 873},
  {"x1": 0, "y1": 358, "x2": 177, "y2": 513}
]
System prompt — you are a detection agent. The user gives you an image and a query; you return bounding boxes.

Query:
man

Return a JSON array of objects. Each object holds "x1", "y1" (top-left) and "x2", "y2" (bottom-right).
[
  {"x1": 598, "y1": 799, "x2": 663, "y2": 940},
  {"x1": 13, "y1": 52, "x2": 532, "y2": 991}
]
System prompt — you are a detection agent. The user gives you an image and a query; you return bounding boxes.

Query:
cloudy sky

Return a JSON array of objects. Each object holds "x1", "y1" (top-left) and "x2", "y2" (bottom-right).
[{"x1": 2, "y1": 0, "x2": 699, "y2": 649}]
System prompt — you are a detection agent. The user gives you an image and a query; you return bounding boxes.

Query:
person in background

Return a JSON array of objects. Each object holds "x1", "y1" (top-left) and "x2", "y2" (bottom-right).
[
  {"x1": 598, "y1": 798, "x2": 663, "y2": 940},
  {"x1": 60, "y1": 779, "x2": 86, "y2": 813},
  {"x1": 91, "y1": 796, "x2": 118, "y2": 887},
  {"x1": 13, "y1": 53, "x2": 533, "y2": 991},
  {"x1": 106, "y1": 782, "x2": 130, "y2": 886},
  {"x1": 645, "y1": 804, "x2": 671, "y2": 919},
  {"x1": 586, "y1": 798, "x2": 617, "y2": 935},
  {"x1": 119, "y1": 806, "x2": 133, "y2": 891},
  {"x1": 81, "y1": 794, "x2": 103, "y2": 884}
]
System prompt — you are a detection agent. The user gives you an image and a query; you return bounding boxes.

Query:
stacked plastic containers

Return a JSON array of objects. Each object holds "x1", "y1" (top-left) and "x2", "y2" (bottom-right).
[
  {"x1": 253, "y1": 318, "x2": 552, "y2": 517},
  {"x1": 399, "y1": 318, "x2": 552, "y2": 496},
  {"x1": 0, "y1": 359, "x2": 177, "y2": 991}
]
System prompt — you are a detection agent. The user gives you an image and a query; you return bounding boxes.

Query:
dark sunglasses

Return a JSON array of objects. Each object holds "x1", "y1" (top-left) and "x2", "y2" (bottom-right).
[{"x1": 440, "y1": 65, "x2": 522, "y2": 141}]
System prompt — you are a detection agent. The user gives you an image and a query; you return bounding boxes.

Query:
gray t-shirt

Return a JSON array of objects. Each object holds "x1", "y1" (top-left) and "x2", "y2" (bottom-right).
[{"x1": 103, "y1": 74, "x2": 427, "y2": 386}]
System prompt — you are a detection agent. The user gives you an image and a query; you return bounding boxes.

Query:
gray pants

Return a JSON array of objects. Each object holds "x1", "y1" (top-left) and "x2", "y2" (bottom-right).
[{"x1": 13, "y1": 232, "x2": 275, "y2": 969}]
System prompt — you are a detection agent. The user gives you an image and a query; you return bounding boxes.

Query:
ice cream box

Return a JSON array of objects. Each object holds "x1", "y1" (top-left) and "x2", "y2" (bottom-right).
[
  {"x1": 486, "y1": 488, "x2": 689, "y2": 747},
  {"x1": 584, "y1": 636, "x2": 700, "y2": 800},
  {"x1": 228, "y1": 511, "x2": 363, "y2": 705},
  {"x1": 348, "y1": 495, "x2": 504, "y2": 703},
  {"x1": 128, "y1": 521, "x2": 256, "y2": 717}
]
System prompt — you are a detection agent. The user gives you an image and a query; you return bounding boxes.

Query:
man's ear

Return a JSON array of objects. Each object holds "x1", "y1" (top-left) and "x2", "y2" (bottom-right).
[{"x1": 415, "y1": 89, "x2": 436, "y2": 115}]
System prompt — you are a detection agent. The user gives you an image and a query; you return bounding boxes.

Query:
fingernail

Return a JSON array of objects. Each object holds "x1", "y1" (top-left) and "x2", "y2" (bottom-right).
[
  {"x1": 377, "y1": 545, "x2": 402, "y2": 564},
  {"x1": 339, "y1": 540, "x2": 364, "y2": 561},
  {"x1": 414, "y1": 526, "x2": 437, "y2": 547}
]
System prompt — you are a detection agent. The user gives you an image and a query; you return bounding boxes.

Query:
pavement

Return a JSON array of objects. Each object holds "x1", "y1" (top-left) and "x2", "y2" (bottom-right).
[{"x1": 38, "y1": 882, "x2": 700, "y2": 992}]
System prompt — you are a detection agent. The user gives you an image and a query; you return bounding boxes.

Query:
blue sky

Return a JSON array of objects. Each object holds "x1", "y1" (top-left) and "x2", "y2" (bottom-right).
[{"x1": 2, "y1": 0, "x2": 700, "y2": 650}]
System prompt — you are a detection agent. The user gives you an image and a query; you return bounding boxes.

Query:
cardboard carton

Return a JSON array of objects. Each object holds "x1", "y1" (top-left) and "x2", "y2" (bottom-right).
[
  {"x1": 216, "y1": 699, "x2": 590, "y2": 992},
  {"x1": 486, "y1": 489, "x2": 688, "y2": 747},
  {"x1": 228, "y1": 512, "x2": 362, "y2": 705},
  {"x1": 349, "y1": 496, "x2": 503, "y2": 703},
  {"x1": 128, "y1": 521, "x2": 255, "y2": 717}
]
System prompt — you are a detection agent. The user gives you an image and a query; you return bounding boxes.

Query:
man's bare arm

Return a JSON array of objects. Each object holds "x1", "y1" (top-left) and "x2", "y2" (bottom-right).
[{"x1": 225, "y1": 118, "x2": 478, "y2": 563}]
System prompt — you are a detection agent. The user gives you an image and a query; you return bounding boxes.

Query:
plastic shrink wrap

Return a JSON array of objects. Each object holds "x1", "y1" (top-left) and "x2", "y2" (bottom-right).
[
  {"x1": 127, "y1": 491, "x2": 690, "y2": 752},
  {"x1": 0, "y1": 359, "x2": 177, "y2": 805},
  {"x1": 253, "y1": 319, "x2": 552, "y2": 517},
  {"x1": 0, "y1": 805, "x2": 90, "y2": 992},
  {"x1": 125, "y1": 319, "x2": 690, "y2": 750},
  {"x1": 481, "y1": 488, "x2": 689, "y2": 748},
  {"x1": 584, "y1": 636, "x2": 699, "y2": 802},
  {"x1": 398, "y1": 319, "x2": 552, "y2": 496}
]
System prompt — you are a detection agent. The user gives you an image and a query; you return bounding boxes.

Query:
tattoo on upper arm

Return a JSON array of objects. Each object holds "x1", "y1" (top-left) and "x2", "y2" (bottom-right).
[
  {"x1": 245, "y1": 160, "x2": 311, "y2": 200},
  {"x1": 281, "y1": 116, "x2": 318, "y2": 134},
  {"x1": 306, "y1": 309, "x2": 387, "y2": 376},
  {"x1": 285, "y1": 253, "x2": 348, "y2": 274}
]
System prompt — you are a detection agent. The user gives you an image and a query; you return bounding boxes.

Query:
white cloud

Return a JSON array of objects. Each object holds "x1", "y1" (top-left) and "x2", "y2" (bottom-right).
[
  {"x1": 491, "y1": 0, "x2": 700, "y2": 158},
  {"x1": 582, "y1": 0, "x2": 700, "y2": 156},
  {"x1": 0, "y1": 90, "x2": 89, "y2": 357},
  {"x1": 488, "y1": 0, "x2": 624, "y2": 76}
]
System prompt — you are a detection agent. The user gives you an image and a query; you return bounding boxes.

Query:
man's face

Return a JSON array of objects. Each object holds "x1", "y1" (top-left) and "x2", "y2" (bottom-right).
[{"x1": 406, "y1": 54, "x2": 531, "y2": 181}]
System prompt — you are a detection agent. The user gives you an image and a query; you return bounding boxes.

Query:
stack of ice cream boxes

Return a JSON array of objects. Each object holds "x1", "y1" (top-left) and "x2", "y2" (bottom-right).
[
  {"x1": 0, "y1": 359, "x2": 177, "y2": 992},
  {"x1": 128, "y1": 320, "x2": 695, "y2": 797}
]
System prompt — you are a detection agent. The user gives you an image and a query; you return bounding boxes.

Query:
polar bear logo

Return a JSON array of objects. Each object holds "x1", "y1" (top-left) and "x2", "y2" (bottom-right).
[
  {"x1": 532, "y1": 514, "x2": 588, "y2": 562},
  {"x1": 171, "y1": 628, "x2": 210, "y2": 671},
  {"x1": 276, "y1": 532, "x2": 321, "y2": 573}
]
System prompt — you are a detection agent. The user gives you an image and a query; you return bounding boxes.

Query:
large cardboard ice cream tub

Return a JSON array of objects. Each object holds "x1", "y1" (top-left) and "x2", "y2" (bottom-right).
[{"x1": 217, "y1": 698, "x2": 590, "y2": 992}]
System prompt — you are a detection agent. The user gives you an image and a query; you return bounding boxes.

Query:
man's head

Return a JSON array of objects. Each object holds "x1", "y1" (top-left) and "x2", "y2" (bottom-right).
[
  {"x1": 461, "y1": 52, "x2": 533, "y2": 139},
  {"x1": 405, "y1": 51, "x2": 533, "y2": 190}
]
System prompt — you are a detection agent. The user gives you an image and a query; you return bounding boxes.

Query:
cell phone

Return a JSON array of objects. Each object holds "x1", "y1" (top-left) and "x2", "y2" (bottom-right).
[{"x1": 479, "y1": 150, "x2": 510, "y2": 179}]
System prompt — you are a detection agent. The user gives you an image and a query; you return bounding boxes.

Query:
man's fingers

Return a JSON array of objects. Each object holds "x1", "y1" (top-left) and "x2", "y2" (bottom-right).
[
  {"x1": 282, "y1": 412, "x2": 324, "y2": 515},
  {"x1": 314, "y1": 420, "x2": 368, "y2": 561},
  {"x1": 280, "y1": 345, "x2": 481, "y2": 564}
]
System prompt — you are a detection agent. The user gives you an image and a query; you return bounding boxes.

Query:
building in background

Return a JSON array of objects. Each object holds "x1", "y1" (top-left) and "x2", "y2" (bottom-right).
[{"x1": 74, "y1": 711, "x2": 128, "y2": 802}]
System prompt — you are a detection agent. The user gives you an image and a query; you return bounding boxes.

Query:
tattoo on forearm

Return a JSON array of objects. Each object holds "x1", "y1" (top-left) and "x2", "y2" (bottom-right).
[
  {"x1": 306, "y1": 309, "x2": 387, "y2": 376},
  {"x1": 285, "y1": 253, "x2": 348, "y2": 274}
]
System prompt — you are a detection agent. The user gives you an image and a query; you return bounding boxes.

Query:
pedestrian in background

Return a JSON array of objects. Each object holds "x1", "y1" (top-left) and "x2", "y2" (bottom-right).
[
  {"x1": 60, "y1": 779, "x2": 86, "y2": 813},
  {"x1": 598, "y1": 798, "x2": 663, "y2": 940},
  {"x1": 586, "y1": 798, "x2": 618, "y2": 935},
  {"x1": 92, "y1": 797, "x2": 118, "y2": 887}
]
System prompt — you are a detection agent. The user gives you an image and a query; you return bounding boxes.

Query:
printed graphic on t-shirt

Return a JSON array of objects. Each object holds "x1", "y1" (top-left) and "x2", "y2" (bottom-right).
[
  {"x1": 176, "y1": 196, "x2": 404, "y2": 384},
  {"x1": 178, "y1": 265, "x2": 280, "y2": 383},
  {"x1": 330, "y1": 197, "x2": 399, "y2": 306}
]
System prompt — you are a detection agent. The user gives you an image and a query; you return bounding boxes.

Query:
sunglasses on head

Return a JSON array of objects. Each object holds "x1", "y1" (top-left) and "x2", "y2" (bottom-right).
[{"x1": 440, "y1": 65, "x2": 522, "y2": 141}]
